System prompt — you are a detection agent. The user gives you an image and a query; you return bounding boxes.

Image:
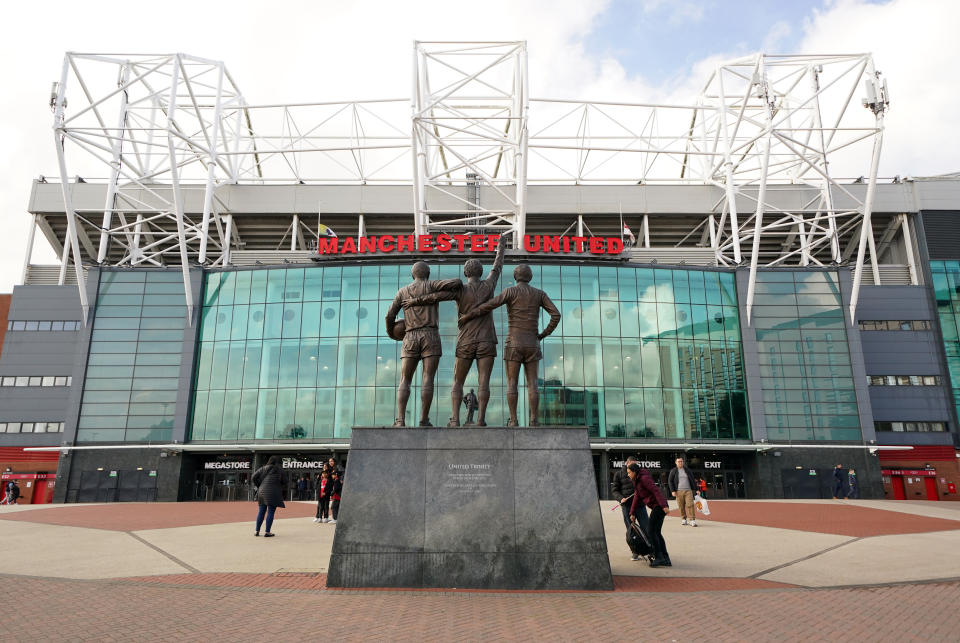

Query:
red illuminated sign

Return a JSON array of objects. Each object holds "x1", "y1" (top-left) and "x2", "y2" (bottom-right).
[
  {"x1": 881, "y1": 469, "x2": 936, "y2": 476},
  {"x1": 1, "y1": 473, "x2": 52, "y2": 480},
  {"x1": 316, "y1": 234, "x2": 624, "y2": 256}
]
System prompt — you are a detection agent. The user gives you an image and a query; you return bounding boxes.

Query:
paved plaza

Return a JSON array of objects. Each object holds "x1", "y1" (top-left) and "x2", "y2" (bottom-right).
[{"x1": 1, "y1": 499, "x2": 958, "y2": 641}]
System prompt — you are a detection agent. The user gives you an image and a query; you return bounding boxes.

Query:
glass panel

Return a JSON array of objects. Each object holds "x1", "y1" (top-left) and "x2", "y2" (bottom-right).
[{"x1": 188, "y1": 266, "x2": 753, "y2": 444}]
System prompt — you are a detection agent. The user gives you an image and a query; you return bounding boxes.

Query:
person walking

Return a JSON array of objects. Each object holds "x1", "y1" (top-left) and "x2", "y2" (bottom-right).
[
  {"x1": 668, "y1": 457, "x2": 699, "y2": 527},
  {"x1": 627, "y1": 463, "x2": 671, "y2": 567},
  {"x1": 329, "y1": 470, "x2": 343, "y2": 524},
  {"x1": 833, "y1": 464, "x2": 846, "y2": 499},
  {"x1": 847, "y1": 469, "x2": 859, "y2": 499},
  {"x1": 611, "y1": 456, "x2": 648, "y2": 561},
  {"x1": 462, "y1": 389, "x2": 479, "y2": 425},
  {"x1": 297, "y1": 475, "x2": 307, "y2": 501},
  {"x1": 314, "y1": 471, "x2": 332, "y2": 523},
  {"x1": 1, "y1": 481, "x2": 21, "y2": 506},
  {"x1": 252, "y1": 455, "x2": 287, "y2": 537}
]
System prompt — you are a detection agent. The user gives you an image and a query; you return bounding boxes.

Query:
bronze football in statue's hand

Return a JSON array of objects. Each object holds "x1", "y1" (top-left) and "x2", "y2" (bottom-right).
[{"x1": 386, "y1": 318, "x2": 406, "y2": 341}]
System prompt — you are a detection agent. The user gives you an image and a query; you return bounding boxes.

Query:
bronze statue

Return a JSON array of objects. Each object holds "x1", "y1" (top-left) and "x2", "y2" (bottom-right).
[
  {"x1": 458, "y1": 265, "x2": 560, "y2": 427},
  {"x1": 385, "y1": 263, "x2": 459, "y2": 426},
  {"x1": 402, "y1": 233, "x2": 508, "y2": 426}
]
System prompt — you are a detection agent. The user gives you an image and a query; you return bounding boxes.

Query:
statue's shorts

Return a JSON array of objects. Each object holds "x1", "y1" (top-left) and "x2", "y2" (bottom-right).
[
  {"x1": 502, "y1": 345, "x2": 542, "y2": 364},
  {"x1": 455, "y1": 341, "x2": 497, "y2": 360},
  {"x1": 401, "y1": 327, "x2": 442, "y2": 359}
]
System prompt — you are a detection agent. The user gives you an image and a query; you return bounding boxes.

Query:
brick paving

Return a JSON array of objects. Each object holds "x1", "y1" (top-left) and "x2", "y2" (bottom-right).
[
  {"x1": 2, "y1": 574, "x2": 956, "y2": 641},
  {"x1": 670, "y1": 501, "x2": 960, "y2": 537},
  {"x1": 2, "y1": 501, "x2": 959, "y2": 639},
  {"x1": 0, "y1": 501, "x2": 316, "y2": 531},
  {"x1": 118, "y1": 572, "x2": 795, "y2": 593},
  {"x1": 4, "y1": 500, "x2": 957, "y2": 538}
]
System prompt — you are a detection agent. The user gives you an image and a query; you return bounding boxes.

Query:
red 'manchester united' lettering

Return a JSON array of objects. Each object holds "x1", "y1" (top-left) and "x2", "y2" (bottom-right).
[{"x1": 315, "y1": 234, "x2": 627, "y2": 256}]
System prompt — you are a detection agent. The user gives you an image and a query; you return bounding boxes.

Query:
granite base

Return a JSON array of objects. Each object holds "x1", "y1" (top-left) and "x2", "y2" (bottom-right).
[{"x1": 326, "y1": 426, "x2": 613, "y2": 591}]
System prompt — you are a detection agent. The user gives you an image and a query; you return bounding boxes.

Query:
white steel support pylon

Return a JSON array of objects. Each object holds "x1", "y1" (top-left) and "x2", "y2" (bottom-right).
[
  {"x1": 412, "y1": 41, "x2": 529, "y2": 242},
  {"x1": 51, "y1": 53, "x2": 252, "y2": 319},
  {"x1": 691, "y1": 54, "x2": 889, "y2": 319},
  {"x1": 849, "y1": 63, "x2": 890, "y2": 321},
  {"x1": 43, "y1": 47, "x2": 895, "y2": 324}
]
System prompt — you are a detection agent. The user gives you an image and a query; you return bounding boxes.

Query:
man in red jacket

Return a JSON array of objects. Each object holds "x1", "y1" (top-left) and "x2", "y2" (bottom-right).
[{"x1": 627, "y1": 463, "x2": 671, "y2": 567}]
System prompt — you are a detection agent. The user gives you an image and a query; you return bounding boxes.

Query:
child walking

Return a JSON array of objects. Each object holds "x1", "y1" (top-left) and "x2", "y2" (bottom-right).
[
  {"x1": 329, "y1": 470, "x2": 343, "y2": 524},
  {"x1": 314, "y1": 471, "x2": 331, "y2": 523}
]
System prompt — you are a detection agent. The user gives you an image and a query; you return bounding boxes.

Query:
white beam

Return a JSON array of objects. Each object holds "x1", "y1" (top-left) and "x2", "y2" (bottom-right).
[{"x1": 165, "y1": 55, "x2": 195, "y2": 324}]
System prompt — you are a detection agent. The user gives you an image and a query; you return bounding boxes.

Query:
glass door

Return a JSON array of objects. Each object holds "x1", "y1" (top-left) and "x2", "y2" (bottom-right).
[
  {"x1": 194, "y1": 472, "x2": 215, "y2": 501},
  {"x1": 725, "y1": 472, "x2": 745, "y2": 498},
  {"x1": 708, "y1": 472, "x2": 727, "y2": 498}
]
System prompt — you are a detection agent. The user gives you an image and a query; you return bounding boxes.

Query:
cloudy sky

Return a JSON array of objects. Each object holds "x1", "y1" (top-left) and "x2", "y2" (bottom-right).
[{"x1": 0, "y1": 0, "x2": 956, "y2": 291}]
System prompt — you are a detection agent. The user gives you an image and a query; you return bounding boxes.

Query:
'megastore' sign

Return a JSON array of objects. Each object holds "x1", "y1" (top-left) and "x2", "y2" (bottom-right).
[
  {"x1": 317, "y1": 234, "x2": 624, "y2": 256},
  {"x1": 204, "y1": 461, "x2": 251, "y2": 470}
]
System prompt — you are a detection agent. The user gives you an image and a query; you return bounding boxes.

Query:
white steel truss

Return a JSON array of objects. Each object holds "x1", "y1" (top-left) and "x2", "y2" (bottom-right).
[
  {"x1": 46, "y1": 48, "x2": 892, "y2": 323},
  {"x1": 412, "y1": 41, "x2": 528, "y2": 240}
]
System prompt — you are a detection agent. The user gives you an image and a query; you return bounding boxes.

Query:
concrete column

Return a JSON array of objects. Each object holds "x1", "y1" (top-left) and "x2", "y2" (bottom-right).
[
  {"x1": 839, "y1": 267, "x2": 877, "y2": 444},
  {"x1": 173, "y1": 267, "x2": 205, "y2": 445},
  {"x1": 734, "y1": 267, "x2": 768, "y2": 443}
]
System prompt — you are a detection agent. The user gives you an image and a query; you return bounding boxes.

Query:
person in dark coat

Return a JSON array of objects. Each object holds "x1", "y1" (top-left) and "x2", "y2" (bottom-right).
[
  {"x1": 329, "y1": 470, "x2": 343, "y2": 523},
  {"x1": 2, "y1": 481, "x2": 19, "y2": 505},
  {"x1": 628, "y1": 463, "x2": 671, "y2": 567},
  {"x1": 252, "y1": 455, "x2": 287, "y2": 537},
  {"x1": 297, "y1": 476, "x2": 307, "y2": 501},
  {"x1": 611, "y1": 456, "x2": 648, "y2": 561},
  {"x1": 833, "y1": 464, "x2": 846, "y2": 499}
]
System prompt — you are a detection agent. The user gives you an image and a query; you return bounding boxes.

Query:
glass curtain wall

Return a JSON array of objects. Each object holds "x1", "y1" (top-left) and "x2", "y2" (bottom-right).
[
  {"x1": 77, "y1": 271, "x2": 187, "y2": 442},
  {"x1": 930, "y1": 261, "x2": 960, "y2": 420},
  {"x1": 190, "y1": 264, "x2": 748, "y2": 441},
  {"x1": 752, "y1": 271, "x2": 861, "y2": 441}
]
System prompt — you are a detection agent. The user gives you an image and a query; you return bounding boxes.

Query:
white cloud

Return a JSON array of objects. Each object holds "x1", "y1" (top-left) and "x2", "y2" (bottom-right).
[
  {"x1": 640, "y1": 0, "x2": 704, "y2": 24},
  {"x1": 0, "y1": 0, "x2": 955, "y2": 291},
  {"x1": 762, "y1": 20, "x2": 793, "y2": 52},
  {"x1": 797, "y1": 0, "x2": 960, "y2": 178},
  {"x1": 0, "y1": 0, "x2": 612, "y2": 290}
]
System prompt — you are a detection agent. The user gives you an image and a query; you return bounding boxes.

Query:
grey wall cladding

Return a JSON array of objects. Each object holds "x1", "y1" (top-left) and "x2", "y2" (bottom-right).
[
  {"x1": 920, "y1": 211, "x2": 960, "y2": 260},
  {"x1": 856, "y1": 285, "x2": 954, "y2": 427},
  {"x1": 0, "y1": 285, "x2": 84, "y2": 446},
  {"x1": 8, "y1": 285, "x2": 83, "y2": 320}
]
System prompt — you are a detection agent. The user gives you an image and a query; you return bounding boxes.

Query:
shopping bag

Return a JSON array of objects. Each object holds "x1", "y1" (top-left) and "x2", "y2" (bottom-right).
[{"x1": 694, "y1": 492, "x2": 711, "y2": 516}]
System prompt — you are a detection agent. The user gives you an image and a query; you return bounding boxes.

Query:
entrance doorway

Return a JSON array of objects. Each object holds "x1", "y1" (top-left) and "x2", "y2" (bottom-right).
[
  {"x1": 891, "y1": 476, "x2": 906, "y2": 500},
  {"x1": 924, "y1": 477, "x2": 939, "y2": 501},
  {"x1": 193, "y1": 471, "x2": 251, "y2": 501},
  {"x1": 602, "y1": 451, "x2": 751, "y2": 500},
  {"x1": 725, "y1": 472, "x2": 745, "y2": 498},
  {"x1": 75, "y1": 469, "x2": 156, "y2": 502},
  {"x1": 705, "y1": 470, "x2": 746, "y2": 499},
  {"x1": 781, "y1": 469, "x2": 821, "y2": 499},
  {"x1": 31, "y1": 478, "x2": 54, "y2": 504}
]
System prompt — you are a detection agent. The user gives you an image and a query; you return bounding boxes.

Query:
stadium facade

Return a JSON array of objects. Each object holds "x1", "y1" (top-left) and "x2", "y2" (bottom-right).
[{"x1": 1, "y1": 45, "x2": 958, "y2": 503}]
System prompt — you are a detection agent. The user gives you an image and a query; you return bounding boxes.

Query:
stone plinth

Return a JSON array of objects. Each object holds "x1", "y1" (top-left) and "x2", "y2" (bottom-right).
[{"x1": 326, "y1": 426, "x2": 613, "y2": 590}]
